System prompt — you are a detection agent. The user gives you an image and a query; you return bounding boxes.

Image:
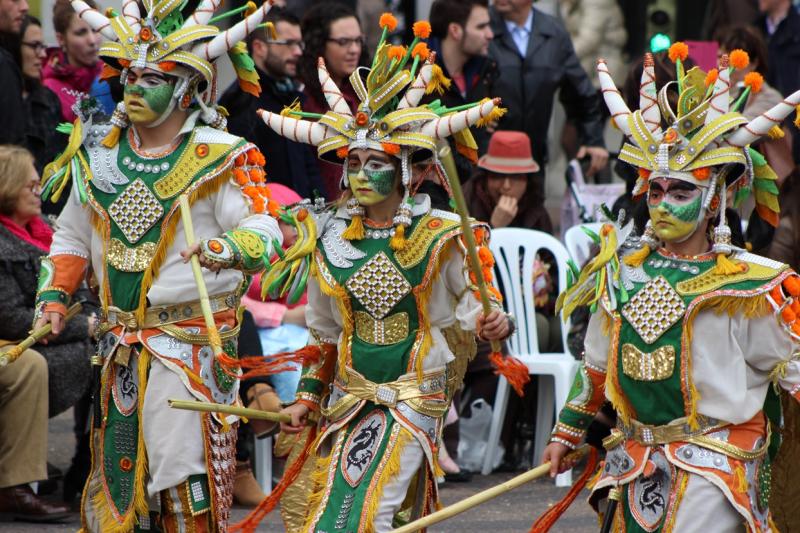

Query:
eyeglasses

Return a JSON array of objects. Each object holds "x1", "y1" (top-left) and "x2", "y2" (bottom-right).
[
  {"x1": 266, "y1": 39, "x2": 305, "y2": 51},
  {"x1": 21, "y1": 41, "x2": 47, "y2": 54},
  {"x1": 326, "y1": 36, "x2": 366, "y2": 48}
]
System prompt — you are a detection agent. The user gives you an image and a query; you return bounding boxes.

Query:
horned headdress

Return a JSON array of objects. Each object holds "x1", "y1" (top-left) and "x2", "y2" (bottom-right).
[
  {"x1": 601, "y1": 44, "x2": 793, "y2": 274},
  {"x1": 258, "y1": 13, "x2": 504, "y2": 250},
  {"x1": 70, "y1": 0, "x2": 272, "y2": 144}
]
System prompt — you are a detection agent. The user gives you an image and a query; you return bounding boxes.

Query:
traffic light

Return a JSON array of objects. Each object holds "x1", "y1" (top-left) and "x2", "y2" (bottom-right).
[{"x1": 647, "y1": 0, "x2": 676, "y2": 52}]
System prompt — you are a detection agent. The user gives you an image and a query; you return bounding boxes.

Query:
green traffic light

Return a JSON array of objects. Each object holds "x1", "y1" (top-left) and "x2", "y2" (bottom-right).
[{"x1": 650, "y1": 33, "x2": 671, "y2": 53}]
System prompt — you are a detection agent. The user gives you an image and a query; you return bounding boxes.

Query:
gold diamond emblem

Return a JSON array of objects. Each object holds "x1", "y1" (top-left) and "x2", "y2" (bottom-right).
[
  {"x1": 109, "y1": 179, "x2": 164, "y2": 243},
  {"x1": 621, "y1": 276, "x2": 685, "y2": 344},
  {"x1": 346, "y1": 252, "x2": 411, "y2": 319}
]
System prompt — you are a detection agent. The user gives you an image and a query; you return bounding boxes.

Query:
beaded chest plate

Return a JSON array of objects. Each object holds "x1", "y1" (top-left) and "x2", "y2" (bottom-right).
[{"x1": 621, "y1": 276, "x2": 686, "y2": 344}]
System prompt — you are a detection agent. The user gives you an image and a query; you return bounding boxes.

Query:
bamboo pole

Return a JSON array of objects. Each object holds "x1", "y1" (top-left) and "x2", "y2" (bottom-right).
[
  {"x1": 437, "y1": 143, "x2": 501, "y2": 354},
  {"x1": 179, "y1": 194, "x2": 224, "y2": 355},
  {"x1": 391, "y1": 446, "x2": 589, "y2": 533},
  {"x1": 0, "y1": 303, "x2": 83, "y2": 367},
  {"x1": 168, "y1": 398, "x2": 292, "y2": 423}
]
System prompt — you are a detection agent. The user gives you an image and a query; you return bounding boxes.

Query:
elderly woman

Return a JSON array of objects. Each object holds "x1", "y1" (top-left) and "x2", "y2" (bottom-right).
[{"x1": 0, "y1": 145, "x2": 98, "y2": 500}]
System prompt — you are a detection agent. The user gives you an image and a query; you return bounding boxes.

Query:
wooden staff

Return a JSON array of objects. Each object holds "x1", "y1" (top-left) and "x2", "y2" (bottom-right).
[
  {"x1": 391, "y1": 446, "x2": 589, "y2": 533},
  {"x1": 168, "y1": 398, "x2": 291, "y2": 423},
  {"x1": 179, "y1": 194, "x2": 224, "y2": 355},
  {"x1": 437, "y1": 143, "x2": 501, "y2": 355},
  {"x1": 0, "y1": 303, "x2": 83, "y2": 367}
]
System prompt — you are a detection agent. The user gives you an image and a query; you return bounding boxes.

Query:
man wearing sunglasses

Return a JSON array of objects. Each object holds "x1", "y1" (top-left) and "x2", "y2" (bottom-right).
[{"x1": 221, "y1": 7, "x2": 323, "y2": 200}]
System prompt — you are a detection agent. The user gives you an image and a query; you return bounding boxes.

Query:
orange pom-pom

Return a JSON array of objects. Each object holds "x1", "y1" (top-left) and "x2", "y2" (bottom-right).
[
  {"x1": 705, "y1": 68, "x2": 719, "y2": 87},
  {"x1": 249, "y1": 168, "x2": 266, "y2": 183},
  {"x1": 744, "y1": 71, "x2": 764, "y2": 93},
  {"x1": 233, "y1": 168, "x2": 249, "y2": 186},
  {"x1": 158, "y1": 61, "x2": 177, "y2": 72},
  {"x1": 771, "y1": 285, "x2": 785, "y2": 305},
  {"x1": 478, "y1": 246, "x2": 494, "y2": 266},
  {"x1": 379, "y1": 12, "x2": 398, "y2": 31},
  {"x1": 668, "y1": 42, "x2": 689, "y2": 63},
  {"x1": 388, "y1": 45, "x2": 406, "y2": 60},
  {"x1": 381, "y1": 142, "x2": 401, "y2": 155},
  {"x1": 469, "y1": 271, "x2": 478, "y2": 284},
  {"x1": 782, "y1": 305, "x2": 796, "y2": 324},
  {"x1": 336, "y1": 146, "x2": 349, "y2": 159},
  {"x1": 235, "y1": 154, "x2": 247, "y2": 166},
  {"x1": 638, "y1": 168, "x2": 652, "y2": 179},
  {"x1": 784, "y1": 275, "x2": 800, "y2": 297},
  {"x1": 481, "y1": 266, "x2": 494, "y2": 282},
  {"x1": 729, "y1": 49, "x2": 750, "y2": 70},
  {"x1": 246, "y1": 148, "x2": 264, "y2": 165},
  {"x1": 692, "y1": 167, "x2": 711, "y2": 180},
  {"x1": 488, "y1": 286, "x2": 502, "y2": 301},
  {"x1": 412, "y1": 42, "x2": 430, "y2": 60},
  {"x1": 413, "y1": 21, "x2": 432, "y2": 39}
]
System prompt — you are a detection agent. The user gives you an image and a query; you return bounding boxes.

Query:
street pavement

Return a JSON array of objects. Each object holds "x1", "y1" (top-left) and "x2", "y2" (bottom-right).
[{"x1": 0, "y1": 410, "x2": 597, "y2": 532}]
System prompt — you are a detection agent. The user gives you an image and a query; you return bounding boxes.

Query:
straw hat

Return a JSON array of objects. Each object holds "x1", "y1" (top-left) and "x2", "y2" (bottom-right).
[{"x1": 477, "y1": 131, "x2": 540, "y2": 174}]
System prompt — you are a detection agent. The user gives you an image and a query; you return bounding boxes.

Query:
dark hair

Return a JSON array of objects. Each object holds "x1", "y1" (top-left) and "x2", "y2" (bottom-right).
[
  {"x1": 246, "y1": 7, "x2": 301, "y2": 55},
  {"x1": 19, "y1": 15, "x2": 43, "y2": 92},
  {"x1": 54, "y1": 0, "x2": 97, "y2": 34},
  {"x1": 299, "y1": 3, "x2": 368, "y2": 106},
  {"x1": 430, "y1": 0, "x2": 489, "y2": 40},
  {"x1": 717, "y1": 25, "x2": 769, "y2": 77}
]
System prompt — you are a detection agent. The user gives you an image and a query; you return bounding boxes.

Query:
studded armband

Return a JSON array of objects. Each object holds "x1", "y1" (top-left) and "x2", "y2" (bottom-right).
[
  {"x1": 33, "y1": 255, "x2": 87, "y2": 327},
  {"x1": 550, "y1": 361, "x2": 607, "y2": 449},
  {"x1": 295, "y1": 340, "x2": 337, "y2": 411},
  {"x1": 201, "y1": 229, "x2": 268, "y2": 273}
]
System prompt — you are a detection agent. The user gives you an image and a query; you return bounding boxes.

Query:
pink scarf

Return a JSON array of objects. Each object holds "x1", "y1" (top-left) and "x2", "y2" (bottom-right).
[{"x1": 0, "y1": 215, "x2": 53, "y2": 252}]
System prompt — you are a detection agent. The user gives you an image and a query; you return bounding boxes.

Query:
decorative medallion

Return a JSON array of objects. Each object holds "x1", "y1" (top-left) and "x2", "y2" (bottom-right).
[
  {"x1": 629, "y1": 449, "x2": 672, "y2": 531},
  {"x1": 621, "y1": 276, "x2": 685, "y2": 344},
  {"x1": 346, "y1": 252, "x2": 411, "y2": 319},
  {"x1": 341, "y1": 410, "x2": 387, "y2": 487},
  {"x1": 621, "y1": 343, "x2": 676, "y2": 381},
  {"x1": 108, "y1": 179, "x2": 164, "y2": 243}
]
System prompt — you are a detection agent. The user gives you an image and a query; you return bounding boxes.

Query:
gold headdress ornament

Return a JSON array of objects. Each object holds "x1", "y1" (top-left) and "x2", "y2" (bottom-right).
[
  {"x1": 258, "y1": 12, "x2": 505, "y2": 249},
  {"x1": 599, "y1": 45, "x2": 792, "y2": 274},
  {"x1": 68, "y1": 0, "x2": 273, "y2": 145}
]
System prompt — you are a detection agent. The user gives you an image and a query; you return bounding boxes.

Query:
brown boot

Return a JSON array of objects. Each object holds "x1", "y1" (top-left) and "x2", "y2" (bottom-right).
[
  {"x1": 233, "y1": 461, "x2": 266, "y2": 507},
  {"x1": 0, "y1": 484, "x2": 71, "y2": 523},
  {"x1": 245, "y1": 383, "x2": 282, "y2": 438}
]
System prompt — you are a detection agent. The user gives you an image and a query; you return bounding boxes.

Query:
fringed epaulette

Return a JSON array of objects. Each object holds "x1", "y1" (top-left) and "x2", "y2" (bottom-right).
[
  {"x1": 41, "y1": 119, "x2": 90, "y2": 204},
  {"x1": 261, "y1": 205, "x2": 319, "y2": 304}
]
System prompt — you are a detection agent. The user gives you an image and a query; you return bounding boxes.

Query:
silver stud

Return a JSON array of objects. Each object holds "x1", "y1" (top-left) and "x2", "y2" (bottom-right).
[
  {"x1": 122, "y1": 156, "x2": 131, "y2": 165},
  {"x1": 136, "y1": 163, "x2": 145, "y2": 172},
  {"x1": 683, "y1": 448, "x2": 693, "y2": 458},
  {"x1": 161, "y1": 162, "x2": 170, "y2": 171}
]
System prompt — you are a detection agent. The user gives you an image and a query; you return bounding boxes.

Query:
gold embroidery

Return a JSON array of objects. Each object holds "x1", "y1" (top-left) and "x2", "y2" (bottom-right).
[
  {"x1": 346, "y1": 252, "x2": 411, "y2": 319},
  {"x1": 621, "y1": 276, "x2": 685, "y2": 344},
  {"x1": 621, "y1": 343, "x2": 676, "y2": 381},
  {"x1": 675, "y1": 261, "x2": 786, "y2": 296},
  {"x1": 394, "y1": 215, "x2": 460, "y2": 268},
  {"x1": 230, "y1": 230, "x2": 265, "y2": 258},
  {"x1": 153, "y1": 138, "x2": 230, "y2": 199},
  {"x1": 354, "y1": 311, "x2": 409, "y2": 345},
  {"x1": 108, "y1": 179, "x2": 164, "y2": 243},
  {"x1": 107, "y1": 238, "x2": 157, "y2": 272}
]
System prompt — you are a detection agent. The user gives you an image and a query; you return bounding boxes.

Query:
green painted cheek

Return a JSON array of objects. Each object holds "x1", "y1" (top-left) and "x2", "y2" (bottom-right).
[
  {"x1": 363, "y1": 168, "x2": 396, "y2": 196},
  {"x1": 660, "y1": 195, "x2": 702, "y2": 223},
  {"x1": 139, "y1": 83, "x2": 176, "y2": 115}
]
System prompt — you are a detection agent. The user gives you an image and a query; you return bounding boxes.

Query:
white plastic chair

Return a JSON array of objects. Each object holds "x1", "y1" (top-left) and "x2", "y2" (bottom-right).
[
  {"x1": 563, "y1": 222, "x2": 604, "y2": 267},
  {"x1": 254, "y1": 436, "x2": 273, "y2": 493},
  {"x1": 480, "y1": 228, "x2": 578, "y2": 487}
]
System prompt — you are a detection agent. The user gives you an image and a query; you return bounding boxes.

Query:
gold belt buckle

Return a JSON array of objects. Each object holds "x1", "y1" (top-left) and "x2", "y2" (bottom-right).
[{"x1": 375, "y1": 384, "x2": 399, "y2": 407}]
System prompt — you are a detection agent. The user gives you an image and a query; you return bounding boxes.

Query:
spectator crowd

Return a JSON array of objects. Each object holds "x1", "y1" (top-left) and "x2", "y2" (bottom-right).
[{"x1": 1, "y1": 0, "x2": 800, "y2": 525}]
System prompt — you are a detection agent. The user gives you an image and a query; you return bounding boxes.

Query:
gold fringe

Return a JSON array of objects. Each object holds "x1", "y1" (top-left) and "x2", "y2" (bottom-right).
[
  {"x1": 101, "y1": 125, "x2": 122, "y2": 148},
  {"x1": 363, "y1": 429, "x2": 413, "y2": 533},
  {"x1": 425, "y1": 64, "x2": 451, "y2": 95},
  {"x1": 300, "y1": 438, "x2": 334, "y2": 532},
  {"x1": 342, "y1": 215, "x2": 365, "y2": 240},
  {"x1": 714, "y1": 253, "x2": 746, "y2": 275},
  {"x1": 605, "y1": 316, "x2": 635, "y2": 425},
  {"x1": 135, "y1": 170, "x2": 230, "y2": 324},
  {"x1": 315, "y1": 268, "x2": 352, "y2": 382},
  {"x1": 389, "y1": 224, "x2": 406, "y2": 251},
  {"x1": 623, "y1": 245, "x2": 650, "y2": 267},
  {"x1": 768, "y1": 125, "x2": 786, "y2": 140},
  {"x1": 90, "y1": 349, "x2": 151, "y2": 533},
  {"x1": 734, "y1": 463, "x2": 749, "y2": 493}
]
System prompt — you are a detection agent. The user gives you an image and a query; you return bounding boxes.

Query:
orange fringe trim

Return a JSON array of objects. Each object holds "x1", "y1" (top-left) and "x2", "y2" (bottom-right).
[{"x1": 488, "y1": 351, "x2": 530, "y2": 397}]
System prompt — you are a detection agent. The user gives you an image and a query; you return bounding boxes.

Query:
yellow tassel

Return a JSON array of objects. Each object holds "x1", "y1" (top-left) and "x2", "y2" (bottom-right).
[
  {"x1": 714, "y1": 253, "x2": 746, "y2": 275},
  {"x1": 794, "y1": 104, "x2": 800, "y2": 129},
  {"x1": 768, "y1": 125, "x2": 785, "y2": 139},
  {"x1": 623, "y1": 244, "x2": 651, "y2": 267},
  {"x1": 300, "y1": 437, "x2": 335, "y2": 532},
  {"x1": 433, "y1": 457, "x2": 445, "y2": 478},
  {"x1": 475, "y1": 103, "x2": 507, "y2": 128},
  {"x1": 101, "y1": 124, "x2": 122, "y2": 148},
  {"x1": 389, "y1": 224, "x2": 406, "y2": 251},
  {"x1": 342, "y1": 215, "x2": 365, "y2": 240},
  {"x1": 425, "y1": 63, "x2": 451, "y2": 95}
]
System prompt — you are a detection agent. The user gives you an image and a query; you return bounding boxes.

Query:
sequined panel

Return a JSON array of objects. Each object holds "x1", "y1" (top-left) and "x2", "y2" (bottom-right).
[
  {"x1": 206, "y1": 418, "x2": 237, "y2": 532},
  {"x1": 341, "y1": 410, "x2": 387, "y2": 487},
  {"x1": 621, "y1": 276, "x2": 685, "y2": 344},
  {"x1": 345, "y1": 252, "x2": 411, "y2": 319},
  {"x1": 107, "y1": 238, "x2": 157, "y2": 272},
  {"x1": 354, "y1": 311, "x2": 409, "y2": 345},
  {"x1": 621, "y1": 343, "x2": 676, "y2": 381},
  {"x1": 108, "y1": 179, "x2": 164, "y2": 243}
]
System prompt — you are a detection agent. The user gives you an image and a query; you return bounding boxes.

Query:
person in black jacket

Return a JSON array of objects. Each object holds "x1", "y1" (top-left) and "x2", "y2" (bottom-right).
[
  {"x1": 0, "y1": 0, "x2": 29, "y2": 146},
  {"x1": 220, "y1": 8, "x2": 324, "y2": 200},
  {"x1": 489, "y1": 0, "x2": 607, "y2": 203}
]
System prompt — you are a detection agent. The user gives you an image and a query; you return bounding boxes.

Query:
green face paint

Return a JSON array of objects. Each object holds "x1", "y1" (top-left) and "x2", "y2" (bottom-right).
[
  {"x1": 348, "y1": 164, "x2": 398, "y2": 206},
  {"x1": 123, "y1": 76, "x2": 176, "y2": 125},
  {"x1": 657, "y1": 194, "x2": 702, "y2": 223}
]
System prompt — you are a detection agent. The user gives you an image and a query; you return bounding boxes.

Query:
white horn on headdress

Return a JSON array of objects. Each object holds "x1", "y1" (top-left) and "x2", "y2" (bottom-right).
[
  {"x1": 318, "y1": 58, "x2": 352, "y2": 117},
  {"x1": 397, "y1": 58, "x2": 434, "y2": 110},
  {"x1": 420, "y1": 98, "x2": 498, "y2": 139},
  {"x1": 71, "y1": 0, "x2": 117, "y2": 41},
  {"x1": 705, "y1": 55, "x2": 730, "y2": 126},
  {"x1": 257, "y1": 110, "x2": 333, "y2": 145},
  {"x1": 726, "y1": 88, "x2": 800, "y2": 147},
  {"x1": 121, "y1": 0, "x2": 141, "y2": 33},
  {"x1": 182, "y1": 0, "x2": 223, "y2": 29},
  {"x1": 640, "y1": 53, "x2": 660, "y2": 133},
  {"x1": 192, "y1": 2, "x2": 271, "y2": 61},
  {"x1": 597, "y1": 58, "x2": 632, "y2": 136}
]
